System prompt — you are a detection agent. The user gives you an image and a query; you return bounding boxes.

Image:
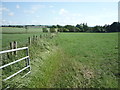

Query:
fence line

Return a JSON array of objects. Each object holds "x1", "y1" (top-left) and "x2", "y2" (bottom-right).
[{"x1": 1, "y1": 32, "x2": 57, "y2": 83}]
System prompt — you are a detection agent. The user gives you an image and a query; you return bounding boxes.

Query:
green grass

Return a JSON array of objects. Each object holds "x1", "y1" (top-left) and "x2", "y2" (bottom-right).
[
  {"x1": 2, "y1": 27, "x2": 47, "y2": 49},
  {"x1": 2, "y1": 33, "x2": 41, "y2": 48},
  {"x1": 53, "y1": 33, "x2": 118, "y2": 88},
  {"x1": 1, "y1": 32, "x2": 119, "y2": 88},
  {"x1": 2, "y1": 27, "x2": 43, "y2": 34}
]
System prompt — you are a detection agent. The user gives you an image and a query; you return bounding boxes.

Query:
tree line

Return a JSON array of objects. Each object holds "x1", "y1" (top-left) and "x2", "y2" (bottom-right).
[
  {"x1": 48, "y1": 22, "x2": 120, "y2": 33},
  {"x1": 1, "y1": 22, "x2": 120, "y2": 33}
]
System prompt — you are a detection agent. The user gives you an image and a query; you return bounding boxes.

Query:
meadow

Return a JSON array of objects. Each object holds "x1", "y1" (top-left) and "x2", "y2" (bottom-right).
[
  {"x1": 2, "y1": 27, "x2": 43, "y2": 34},
  {"x1": 1, "y1": 27, "x2": 119, "y2": 88},
  {"x1": 2, "y1": 27, "x2": 47, "y2": 49}
]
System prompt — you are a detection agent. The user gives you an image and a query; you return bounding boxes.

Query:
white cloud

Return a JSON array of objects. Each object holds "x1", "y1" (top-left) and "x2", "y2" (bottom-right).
[
  {"x1": 16, "y1": 4, "x2": 20, "y2": 9},
  {"x1": 50, "y1": 5, "x2": 54, "y2": 8},
  {"x1": 55, "y1": 7, "x2": 117, "y2": 26},
  {"x1": 85, "y1": 13, "x2": 117, "y2": 26},
  {"x1": 55, "y1": 8, "x2": 83, "y2": 25},
  {"x1": 118, "y1": 1, "x2": 120, "y2": 22},
  {"x1": 0, "y1": 6, "x2": 15, "y2": 17},
  {"x1": 31, "y1": 20, "x2": 41, "y2": 25},
  {"x1": 51, "y1": 10, "x2": 56, "y2": 14},
  {"x1": 1, "y1": 0, "x2": 119, "y2": 2},
  {"x1": 59, "y1": 8, "x2": 68, "y2": 15},
  {"x1": 24, "y1": 5, "x2": 45, "y2": 14},
  {"x1": 8, "y1": 12, "x2": 14, "y2": 16},
  {"x1": 24, "y1": 10, "x2": 35, "y2": 14},
  {"x1": 36, "y1": 15, "x2": 40, "y2": 18},
  {"x1": 1, "y1": 19, "x2": 11, "y2": 25},
  {"x1": 1, "y1": 19, "x2": 22, "y2": 25},
  {"x1": 2, "y1": 19, "x2": 6, "y2": 23},
  {"x1": 0, "y1": 6, "x2": 10, "y2": 12}
]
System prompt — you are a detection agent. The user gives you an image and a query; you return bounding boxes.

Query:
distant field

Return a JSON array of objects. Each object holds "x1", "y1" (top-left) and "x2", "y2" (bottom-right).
[
  {"x1": 2, "y1": 33, "x2": 42, "y2": 48},
  {"x1": 2, "y1": 27, "x2": 45, "y2": 34},
  {"x1": 1, "y1": 27, "x2": 49, "y2": 48}
]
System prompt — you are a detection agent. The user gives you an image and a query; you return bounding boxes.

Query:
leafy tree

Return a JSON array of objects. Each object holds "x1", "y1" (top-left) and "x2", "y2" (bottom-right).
[
  {"x1": 109, "y1": 22, "x2": 119, "y2": 32},
  {"x1": 93, "y1": 26, "x2": 102, "y2": 32},
  {"x1": 56, "y1": 25, "x2": 62, "y2": 28},
  {"x1": 63, "y1": 28, "x2": 69, "y2": 32},
  {"x1": 51, "y1": 25, "x2": 57, "y2": 28},
  {"x1": 82, "y1": 23, "x2": 89, "y2": 32},
  {"x1": 43, "y1": 28, "x2": 48, "y2": 32},
  {"x1": 50, "y1": 28, "x2": 56, "y2": 33},
  {"x1": 76, "y1": 24, "x2": 84, "y2": 32},
  {"x1": 75, "y1": 27, "x2": 80, "y2": 32},
  {"x1": 64, "y1": 25, "x2": 76, "y2": 32},
  {"x1": 58, "y1": 28, "x2": 63, "y2": 32}
]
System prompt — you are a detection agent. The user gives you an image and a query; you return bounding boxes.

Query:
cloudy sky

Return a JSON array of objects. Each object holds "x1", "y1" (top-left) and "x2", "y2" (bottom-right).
[{"x1": 1, "y1": 1, "x2": 119, "y2": 26}]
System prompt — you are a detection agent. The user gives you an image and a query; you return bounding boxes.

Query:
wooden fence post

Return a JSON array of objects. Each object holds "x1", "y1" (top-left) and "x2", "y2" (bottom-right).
[
  {"x1": 10, "y1": 42, "x2": 14, "y2": 55},
  {"x1": 33, "y1": 35, "x2": 35, "y2": 42},
  {"x1": 40, "y1": 35, "x2": 41, "y2": 38},
  {"x1": 13, "y1": 41, "x2": 17, "y2": 55},
  {"x1": 28, "y1": 37, "x2": 31, "y2": 45},
  {"x1": 43, "y1": 34, "x2": 44, "y2": 38},
  {"x1": 36, "y1": 36, "x2": 38, "y2": 41}
]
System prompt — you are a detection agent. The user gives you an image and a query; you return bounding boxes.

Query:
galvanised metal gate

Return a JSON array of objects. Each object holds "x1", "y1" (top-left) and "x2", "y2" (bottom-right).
[{"x1": 0, "y1": 47, "x2": 31, "y2": 82}]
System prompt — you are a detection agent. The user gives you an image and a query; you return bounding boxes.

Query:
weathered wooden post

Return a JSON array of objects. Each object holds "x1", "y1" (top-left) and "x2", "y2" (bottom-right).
[
  {"x1": 36, "y1": 36, "x2": 38, "y2": 41},
  {"x1": 10, "y1": 42, "x2": 14, "y2": 55},
  {"x1": 44, "y1": 34, "x2": 45, "y2": 38},
  {"x1": 40, "y1": 35, "x2": 42, "y2": 38},
  {"x1": 45, "y1": 34, "x2": 46, "y2": 37},
  {"x1": 28, "y1": 37, "x2": 31, "y2": 45},
  {"x1": 13, "y1": 41, "x2": 17, "y2": 55},
  {"x1": 33, "y1": 35, "x2": 35, "y2": 42}
]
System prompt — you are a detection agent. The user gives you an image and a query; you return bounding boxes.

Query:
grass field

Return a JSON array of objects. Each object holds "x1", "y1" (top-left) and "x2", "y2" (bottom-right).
[
  {"x1": 1, "y1": 27, "x2": 41, "y2": 48},
  {"x1": 2, "y1": 33, "x2": 42, "y2": 48},
  {"x1": 1, "y1": 30, "x2": 119, "y2": 88},
  {"x1": 2, "y1": 27, "x2": 46, "y2": 48},
  {"x1": 53, "y1": 33, "x2": 118, "y2": 88},
  {"x1": 2, "y1": 27, "x2": 43, "y2": 34}
]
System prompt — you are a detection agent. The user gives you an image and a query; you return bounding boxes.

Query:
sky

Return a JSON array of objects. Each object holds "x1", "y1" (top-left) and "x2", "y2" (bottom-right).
[{"x1": 0, "y1": 1, "x2": 119, "y2": 26}]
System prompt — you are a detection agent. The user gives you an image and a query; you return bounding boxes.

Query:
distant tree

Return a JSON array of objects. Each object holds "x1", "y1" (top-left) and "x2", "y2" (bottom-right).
[
  {"x1": 25, "y1": 25, "x2": 28, "y2": 33},
  {"x1": 82, "y1": 23, "x2": 89, "y2": 32},
  {"x1": 95, "y1": 26, "x2": 100, "y2": 32},
  {"x1": 76, "y1": 24, "x2": 84, "y2": 32},
  {"x1": 51, "y1": 25, "x2": 57, "y2": 28},
  {"x1": 56, "y1": 25, "x2": 62, "y2": 28},
  {"x1": 75, "y1": 27, "x2": 80, "y2": 32},
  {"x1": 64, "y1": 25, "x2": 75, "y2": 32},
  {"x1": 109, "y1": 22, "x2": 119, "y2": 32},
  {"x1": 63, "y1": 28, "x2": 69, "y2": 32},
  {"x1": 103, "y1": 22, "x2": 120, "y2": 32},
  {"x1": 50, "y1": 28, "x2": 56, "y2": 33},
  {"x1": 43, "y1": 28, "x2": 48, "y2": 32},
  {"x1": 58, "y1": 28, "x2": 63, "y2": 32},
  {"x1": 118, "y1": 23, "x2": 120, "y2": 31}
]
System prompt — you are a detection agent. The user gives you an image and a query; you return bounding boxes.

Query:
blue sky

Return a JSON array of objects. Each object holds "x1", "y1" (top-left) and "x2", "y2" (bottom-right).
[{"x1": 1, "y1": 2, "x2": 118, "y2": 26}]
